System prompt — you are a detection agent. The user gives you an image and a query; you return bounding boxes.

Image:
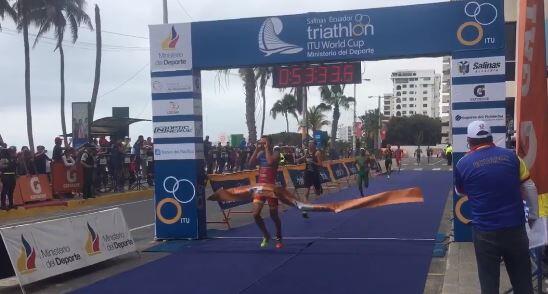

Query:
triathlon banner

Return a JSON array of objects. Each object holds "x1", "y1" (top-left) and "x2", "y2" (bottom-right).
[
  {"x1": 516, "y1": 0, "x2": 548, "y2": 217},
  {"x1": 0, "y1": 208, "x2": 135, "y2": 286},
  {"x1": 330, "y1": 162, "x2": 349, "y2": 180},
  {"x1": 516, "y1": 0, "x2": 548, "y2": 248},
  {"x1": 344, "y1": 161, "x2": 358, "y2": 175},
  {"x1": 209, "y1": 175, "x2": 252, "y2": 210}
]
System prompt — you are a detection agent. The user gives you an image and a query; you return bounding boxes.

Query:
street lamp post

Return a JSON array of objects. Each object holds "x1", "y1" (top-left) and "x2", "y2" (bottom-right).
[
  {"x1": 368, "y1": 95, "x2": 383, "y2": 150},
  {"x1": 353, "y1": 78, "x2": 371, "y2": 155},
  {"x1": 163, "y1": 0, "x2": 169, "y2": 24}
]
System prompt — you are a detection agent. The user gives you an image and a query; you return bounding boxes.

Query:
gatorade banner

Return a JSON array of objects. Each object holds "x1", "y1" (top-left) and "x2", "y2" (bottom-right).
[
  {"x1": 51, "y1": 163, "x2": 83, "y2": 195},
  {"x1": 0, "y1": 208, "x2": 135, "y2": 286},
  {"x1": 14, "y1": 175, "x2": 53, "y2": 204}
]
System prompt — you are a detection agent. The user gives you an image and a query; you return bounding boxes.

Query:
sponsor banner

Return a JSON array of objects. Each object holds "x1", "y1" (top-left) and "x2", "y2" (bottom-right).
[
  {"x1": 330, "y1": 163, "x2": 349, "y2": 180},
  {"x1": 152, "y1": 99, "x2": 202, "y2": 117},
  {"x1": 344, "y1": 161, "x2": 358, "y2": 175},
  {"x1": 255, "y1": 171, "x2": 287, "y2": 188},
  {"x1": 153, "y1": 121, "x2": 203, "y2": 139},
  {"x1": 190, "y1": 1, "x2": 504, "y2": 69},
  {"x1": 149, "y1": 24, "x2": 192, "y2": 72},
  {"x1": 71, "y1": 102, "x2": 91, "y2": 149},
  {"x1": 451, "y1": 55, "x2": 505, "y2": 78},
  {"x1": 153, "y1": 143, "x2": 204, "y2": 161},
  {"x1": 0, "y1": 208, "x2": 135, "y2": 286},
  {"x1": 516, "y1": 0, "x2": 548, "y2": 222},
  {"x1": 318, "y1": 166, "x2": 332, "y2": 184},
  {"x1": 210, "y1": 177, "x2": 252, "y2": 210},
  {"x1": 154, "y1": 160, "x2": 206, "y2": 239},
  {"x1": 151, "y1": 75, "x2": 194, "y2": 94},
  {"x1": 451, "y1": 82, "x2": 506, "y2": 103},
  {"x1": 452, "y1": 108, "x2": 506, "y2": 128},
  {"x1": 287, "y1": 168, "x2": 306, "y2": 189},
  {"x1": 14, "y1": 175, "x2": 53, "y2": 204},
  {"x1": 452, "y1": 133, "x2": 506, "y2": 153},
  {"x1": 51, "y1": 163, "x2": 83, "y2": 195}
]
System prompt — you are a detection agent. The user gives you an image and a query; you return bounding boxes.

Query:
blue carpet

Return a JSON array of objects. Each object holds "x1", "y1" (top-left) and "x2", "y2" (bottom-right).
[{"x1": 73, "y1": 171, "x2": 451, "y2": 294}]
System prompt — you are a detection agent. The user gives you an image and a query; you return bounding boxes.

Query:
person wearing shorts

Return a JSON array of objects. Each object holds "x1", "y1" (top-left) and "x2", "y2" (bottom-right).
[
  {"x1": 384, "y1": 145, "x2": 393, "y2": 179},
  {"x1": 298, "y1": 142, "x2": 323, "y2": 218},
  {"x1": 395, "y1": 145, "x2": 403, "y2": 172},
  {"x1": 356, "y1": 148, "x2": 370, "y2": 197},
  {"x1": 248, "y1": 135, "x2": 283, "y2": 249}
]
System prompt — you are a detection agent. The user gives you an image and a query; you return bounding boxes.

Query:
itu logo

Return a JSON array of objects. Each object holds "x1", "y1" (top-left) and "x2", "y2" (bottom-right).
[
  {"x1": 457, "y1": 1, "x2": 498, "y2": 46},
  {"x1": 162, "y1": 26, "x2": 180, "y2": 50},
  {"x1": 458, "y1": 61, "x2": 470, "y2": 74},
  {"x1": 259, "y1": 17, "x2": 303, "y2": 56},
  {"x1": 85, "y1": 223, "x2": 101, "y2": 256},
  {"x1": 455, "y1": 115, "x2": 463, "y2": 121},
  {"x1": 156, "y1": 177, "x2": 196, "y2": 225},
  {"x1": 16, "y1": 235, "x2": 36, "y2": 274}
]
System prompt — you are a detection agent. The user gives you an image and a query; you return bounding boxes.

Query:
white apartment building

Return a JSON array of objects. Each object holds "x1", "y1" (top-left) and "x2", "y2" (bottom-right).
[
  {"x1": 336, "y1": 125, "x2": 353, "y2": 143},
  {"x1": 385, "y1": 70, "x2": 441, "y2": 118}
]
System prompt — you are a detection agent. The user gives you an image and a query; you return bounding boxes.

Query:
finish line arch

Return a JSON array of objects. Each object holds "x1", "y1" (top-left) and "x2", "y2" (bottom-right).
[{"x1": 148, "y1": 0, "x2": 506, "y2": 240}]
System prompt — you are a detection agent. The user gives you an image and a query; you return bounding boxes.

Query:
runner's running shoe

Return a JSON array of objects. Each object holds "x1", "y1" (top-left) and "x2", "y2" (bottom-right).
[
  {"x1": 260, "y1": 237, "x2": 270, "y2": 248},
  {"x1": 274, "y1": 238, "x2": 284, "y2": 249}
]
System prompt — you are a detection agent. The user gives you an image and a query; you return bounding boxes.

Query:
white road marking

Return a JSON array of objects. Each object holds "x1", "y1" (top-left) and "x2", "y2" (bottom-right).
[
  {"x1": 130, "y1": 223, "x2": 155, "y2": 232},
  {"x1": 429, "y1": 159, "x2": 445, "y2": 165},
  {"x1": 432, "y1": 168, "x2": 441, "y2": 171},
  {"x1": 413, "y1": 168, "x2": 423, "y2": 171},
  {"x1": 212, "y1": 236, "x2": 435, "y2": 241}
]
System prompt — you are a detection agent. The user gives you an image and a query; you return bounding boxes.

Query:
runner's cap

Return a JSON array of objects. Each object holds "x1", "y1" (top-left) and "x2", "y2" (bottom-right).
[{"x1": 467, "y1": 120, "x2": 492, "y2": 139}]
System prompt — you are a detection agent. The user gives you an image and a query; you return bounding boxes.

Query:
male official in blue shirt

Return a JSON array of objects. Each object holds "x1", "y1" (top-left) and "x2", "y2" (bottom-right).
[{"x1": 455, "y1": 121, "x2": 539, "y2": 294}]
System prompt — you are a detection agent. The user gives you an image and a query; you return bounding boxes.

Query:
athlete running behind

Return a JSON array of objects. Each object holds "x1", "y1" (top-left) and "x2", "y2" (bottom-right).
[
  {"x1": 296, "y1": 142, "x2": 323, "y2": 218},
  {"x1": 248, "y1": 135, "x2": 283, "y2": 249},
  {"x1": 356, "y1": 148, "x2": 371, "y2": 197},
  {"x1": 384, "y1": 145, "x2": 393, "y2": 179},
  {"x1": 395, "y1": 145, "x2": 403, "y2": 172}
]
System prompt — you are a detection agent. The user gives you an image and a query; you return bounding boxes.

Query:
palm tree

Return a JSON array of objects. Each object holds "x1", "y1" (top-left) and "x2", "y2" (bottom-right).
[
  {"x1": 255, "y1": 67, "x2": 271, "y2": 137},
  {"x1": 90, "y1": 4, "x2": 101, "y2": 120},
  {"x1": 0, "y1": 0, "x2": 16, "y2": 29},
  {"x1": 33, "y1": 0, "x2": 92, "y2": 145},
  {"x1": 239, "y1": 68, "x2": 257, "y2": 143},
  {"x1": 300, "y1": 104, "x2": 331, "y2": 134},
  {"x1": 14, "y1": 0, "x2": 39, "y2": 152},
  {"x1": 270, "y1": 94, "x2": 298, "y2": 133},
  {"x1": 319, "y1": 85, "x2": 355, "y2": 146}
]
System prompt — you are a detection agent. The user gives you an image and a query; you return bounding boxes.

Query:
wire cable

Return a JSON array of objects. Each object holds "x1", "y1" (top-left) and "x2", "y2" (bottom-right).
[{"x1": 97, "y1": 63, "x2": 149, "y2": 100}]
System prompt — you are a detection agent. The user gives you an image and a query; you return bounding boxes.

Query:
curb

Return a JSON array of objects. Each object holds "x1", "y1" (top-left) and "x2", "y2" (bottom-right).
[{"x1": 0, "y1": 189, "x2": 154, "y2": 222}]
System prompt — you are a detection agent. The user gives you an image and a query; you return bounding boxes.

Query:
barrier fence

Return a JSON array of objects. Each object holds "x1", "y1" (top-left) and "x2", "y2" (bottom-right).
[{"x1": 206, "y1": 159, "x2": 358, "y2": 229}]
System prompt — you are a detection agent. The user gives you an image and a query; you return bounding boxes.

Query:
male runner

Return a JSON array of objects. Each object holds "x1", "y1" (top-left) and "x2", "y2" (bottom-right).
[
  {"x1": 356, "y1": 148, "x2": 371, "y2": 197},
  {"x1": 298, "y1": 142, "x2": 323, "y2": 218},
  {"x1": 395, "y1": 145, "x2": 403, "y2": 172},
  {"x1": 384, "y1": 144, "x2": 393, "y2": 179},
  {"x1": 248, "y1": 135, "x2": 283, "y2": 249}
]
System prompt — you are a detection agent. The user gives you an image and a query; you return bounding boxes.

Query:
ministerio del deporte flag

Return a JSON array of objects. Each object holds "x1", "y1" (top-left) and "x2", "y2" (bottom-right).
[{"x1": 515, "y1": 0, "x2": 548, "y2": 247}]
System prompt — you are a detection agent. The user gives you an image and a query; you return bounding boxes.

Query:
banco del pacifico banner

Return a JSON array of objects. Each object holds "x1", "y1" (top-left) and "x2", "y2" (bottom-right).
[{"x1": 0, "y1": 208, "x2": 135, "y2": 285}]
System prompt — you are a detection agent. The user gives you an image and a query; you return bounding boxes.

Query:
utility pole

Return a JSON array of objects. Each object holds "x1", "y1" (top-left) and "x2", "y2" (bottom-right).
[
  {"x1": 163, "y1": 0, "x2": 169, "y2": 24},
  {"x1": 352, "y1": 84, "x2": 357, "y2": 155},
  {"x1": 377, "y1": 95, "x2": 382, "y2": 150}
]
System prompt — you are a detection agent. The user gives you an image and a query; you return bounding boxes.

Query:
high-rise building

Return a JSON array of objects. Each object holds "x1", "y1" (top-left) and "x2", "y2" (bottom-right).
[
  {"x1": 336, "y1": 125, "x2": 353, "y2": 143},
  {"x1": 441, "y1": 57, "x2": 452, "y2": 144},
  {"x1": 384, "y1": 70, "x2": 441, "y2": 118}
]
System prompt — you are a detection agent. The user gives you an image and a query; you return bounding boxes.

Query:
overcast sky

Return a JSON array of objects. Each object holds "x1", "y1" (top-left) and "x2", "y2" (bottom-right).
[{"x1": 0, "y1": 0, "x2": 445, "y2": 148}]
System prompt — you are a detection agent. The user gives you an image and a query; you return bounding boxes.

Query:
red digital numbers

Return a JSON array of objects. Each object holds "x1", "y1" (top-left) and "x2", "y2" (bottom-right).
[{"x1": 274, "y1": 63, "x2": 360, "y2": 88}]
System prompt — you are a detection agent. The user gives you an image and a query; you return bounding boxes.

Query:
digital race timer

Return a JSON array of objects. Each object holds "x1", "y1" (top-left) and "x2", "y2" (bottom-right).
[{"x1": 272, "y1": 62, "x2": 362, "y2": 88}]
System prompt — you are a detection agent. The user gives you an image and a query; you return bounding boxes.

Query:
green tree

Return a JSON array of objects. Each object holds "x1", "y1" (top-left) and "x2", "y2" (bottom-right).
[
  {"x1": 359, "y1": 109, "x2": 381, "y2": 145},
  {"x1": 300, "y1": 104, "x2": 330, "y2": 134},
  {"x1": 270, "y1": 94, "x2": 298, "y2": 133},
  {"x1": 0, "y1": 0, "x2": 16, "y2": 28},
  {"x1": 319, "y1": 85, "x2": 355, "y2": 146},
  {"x1": 33, "y1": 0, "x2": 93, "y2": 145},
  {"x1": 385, "y1": 115, "x2": 442, "y2": 146}
]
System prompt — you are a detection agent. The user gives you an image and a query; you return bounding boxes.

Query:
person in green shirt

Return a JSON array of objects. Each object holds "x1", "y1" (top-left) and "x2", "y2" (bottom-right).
[{"x1": 356, "y1": 148, "x2": 371, "y2": 197}]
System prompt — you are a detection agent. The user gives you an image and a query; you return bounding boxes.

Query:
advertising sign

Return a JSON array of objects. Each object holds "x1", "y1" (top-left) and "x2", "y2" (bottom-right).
[
  {"x1": 153, "y1": 121, "x2": 203, "y2": 139},
  {"x1": 191, "y1": 1, "x2": 504, "y2": 69},
  {"x1": 149, "y1": 24, "x2": 193, "y2": 72},
  {"x1": 452, "y1": 108, "x2": 506, "y2": 128},
  {"x1": 152, "y1": 99, "x2": 202, "y2": 117},
  {"x1": 451, "y1": 55, "x2": 506, "y2": 78},
  {"x1": 451, "y1": 82, "x2": 506, "y2": 103},
  {"x1": 71, "y1": 103, "x2": 91, "y2": 149},
  {"x1": 51, "y1": 163, "x2": 83, "y2": 195},
  {"x1": 153, "y1": 143, "x2": 204, "y2": 161},
  {"x1": 0, "y1": 208, "x2": 135, "y2": 286},
  {"x1": 14, "y1": 175, "x2": 53, "y2": 204}
]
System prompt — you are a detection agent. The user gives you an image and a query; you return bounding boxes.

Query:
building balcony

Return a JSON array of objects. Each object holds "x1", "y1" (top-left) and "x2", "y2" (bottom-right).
[
  {"x1": 443, "y1": 63, "x2": 450, "y2": 74},
  {"x1": 443, "y1": 56, "x2": 451, "y2": 64},
  {"x1": 442, "y1": 85, "x2": 451, "y2": 94},
  {"x1": 442, "y1": 95, "x2": 451, "y2": 103},
  {"x1": 442, "y1": 105, "x2": 450, "y2": 113}
]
